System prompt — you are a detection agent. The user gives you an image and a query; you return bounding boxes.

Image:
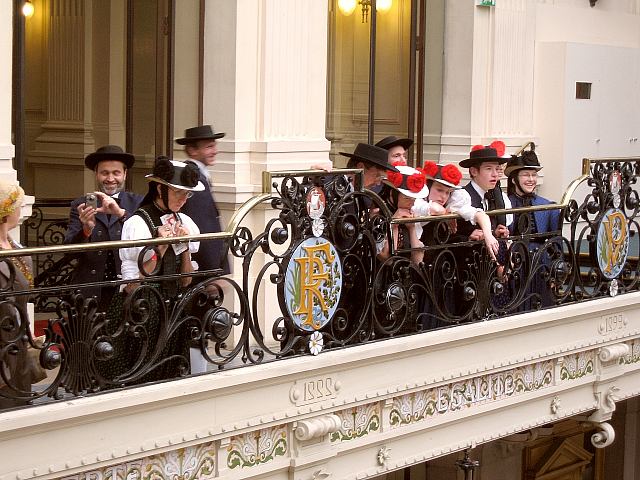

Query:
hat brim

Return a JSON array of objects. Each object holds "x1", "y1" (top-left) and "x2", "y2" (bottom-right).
[
  {"x1": 339, "y1": 152, "x2": 400, "y2": 172},
  {"x1": 85, "y1": 153, "x2": 135, "y2": 171},
  {"x1": 384, "y1": 181, "x2": 429, "y2": 199},
  {"x1": 175, "y1": 132, "x2": 225, "y2": 145},
  {"x1": 504, "y1": 165, "x2": 543, "y2": 177},
  {"x1": 459, "y1": 156, "x2": 509, "y2": 169},
  {"x1": 145, "y1": 175, "x2": 206, "y2": 192},
  {"x1": 430, "y1": 178, "x2": 462, "y2": 190}
]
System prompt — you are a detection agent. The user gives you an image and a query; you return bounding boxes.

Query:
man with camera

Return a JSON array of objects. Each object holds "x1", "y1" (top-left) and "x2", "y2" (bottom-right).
[{"x1": 64, "y1": 145, "x2": 144, "y2": 309}]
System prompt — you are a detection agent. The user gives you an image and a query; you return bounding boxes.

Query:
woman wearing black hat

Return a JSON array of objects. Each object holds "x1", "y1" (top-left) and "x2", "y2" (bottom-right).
[
  {"x1": 100, "y1": 157, "x2": 204, "y2": 384},
  {"x1": 506, "y1": 144, "x2": 561, "y2": 311},
  {"x1": 506, "y1": 143, "x2": 560, "y2": 236}
]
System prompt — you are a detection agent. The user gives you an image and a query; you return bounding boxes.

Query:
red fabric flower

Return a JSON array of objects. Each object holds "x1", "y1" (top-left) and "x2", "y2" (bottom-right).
[
  {"x1": 387, "y1": 170, "x2": 403, "y2": 187},
  {"x1": 392, "y1": 160, "x2": 407, "y2": 167},
  {"x1": 441, "y1": 164, "x2": 462, "y2": 186},
  {"x1": 407, "y1": 173, "x2": 426, "y2": 193},
  {"x1": 421, "y1": 161, "x2": 438, "y2": 178},
  {"x1": 489, "y1": 140, "x2": 506, "y2": 156},
  {"x1": 471, "y1": 144, "x2": 484, "y2": 152}
]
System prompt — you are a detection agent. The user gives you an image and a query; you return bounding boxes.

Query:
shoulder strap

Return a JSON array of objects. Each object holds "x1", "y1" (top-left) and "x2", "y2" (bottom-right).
[{"x1": 134, "y1": 207, "x2": 158, "y2": 236}]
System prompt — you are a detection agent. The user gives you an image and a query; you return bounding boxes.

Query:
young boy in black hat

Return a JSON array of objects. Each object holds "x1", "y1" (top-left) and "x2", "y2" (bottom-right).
[{"x1": 457, "y1": 141, "x2": 513, "y2": 241}]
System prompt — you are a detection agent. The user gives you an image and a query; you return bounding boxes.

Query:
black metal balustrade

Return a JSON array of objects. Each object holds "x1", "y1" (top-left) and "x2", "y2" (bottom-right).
[{"x1": 0, "y1": 157, "x2": 637, "y2": 408}]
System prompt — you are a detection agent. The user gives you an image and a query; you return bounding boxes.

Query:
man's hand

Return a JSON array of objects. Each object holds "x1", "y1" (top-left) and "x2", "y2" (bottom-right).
[
  {"x1": 483, "y1": 232, "x2": 499, "y2": 261},
  {"x1": 94, "y1": 191, "x2": 126, "y2": 218},
  {"x1": 469, "y1": 229, "x2": 484, "y2": 241},
  {"x1": 77, "y1": 203, "x2": 97, "y2": 235},
  {"x1": 494, "y1": 224, "x2": 509, "y2": 238}
]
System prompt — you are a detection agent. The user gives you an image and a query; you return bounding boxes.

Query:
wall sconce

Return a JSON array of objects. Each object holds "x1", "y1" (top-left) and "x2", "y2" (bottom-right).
[
  {"x1": 22, "y1": 0, "x2": 35, "y2": 18},
  {"x1": 338, "y1": 0, "x2": 392, "y2": 23}
]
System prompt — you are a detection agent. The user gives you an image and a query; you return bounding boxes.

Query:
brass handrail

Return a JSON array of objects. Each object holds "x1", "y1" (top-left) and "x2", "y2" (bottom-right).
[{"x1": 5, "y1": 157, "x2": 637, "y2": 259}]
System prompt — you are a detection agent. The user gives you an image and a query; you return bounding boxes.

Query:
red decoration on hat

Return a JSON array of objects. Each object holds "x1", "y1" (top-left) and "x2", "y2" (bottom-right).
[
  {"x1": 422, "y1": 161, "x2": 439, "y2": 178},
  {"x1": 407, "y1": 173, "x2": 426, "y2": 193},
  {"x1": 471, "y1": 144, "x2": 484, "y2": 152},
  {"x1": 387, "y1": 170, "x2": 403, "y2": 187},
  {"x1": 441, "y1": 164, "x2": 462, "y2": 186},
  {"x1": 489, "y1": 140, "x2": 506, "y2": 157}
]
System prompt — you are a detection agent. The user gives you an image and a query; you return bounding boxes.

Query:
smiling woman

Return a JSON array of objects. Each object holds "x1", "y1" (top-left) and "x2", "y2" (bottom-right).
[{"x1": 97, "y1": 157, "x2": 205, "y2": 386}]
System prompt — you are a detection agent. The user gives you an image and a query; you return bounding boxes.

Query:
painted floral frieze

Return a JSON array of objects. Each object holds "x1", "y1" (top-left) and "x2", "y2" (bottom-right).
[
  {"x1": 390, "y1": 360, "x2": 554, "y2": 427},
  {"x1": 560, "y1": 351, "x2": 595, "y2": 380},
  {"x1": 226, "y1": 424, "x2": 288, "y2": 469},
  {"x1": 331, "y1": 403, "x2": 380, "y2": 442},
  {"x1": 619, "y1": 339, "x2": 640, "y2": 365},
  {"x1": 60, "y1": 442, "x2": 216, "y2": 480}
]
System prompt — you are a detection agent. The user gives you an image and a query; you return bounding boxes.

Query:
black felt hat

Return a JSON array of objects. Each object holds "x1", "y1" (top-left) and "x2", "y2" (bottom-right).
[
  {"x1": 175, "y1": 125, "x2": 225, "y2": 145},
  {"x1": 459, "y1": 141, "x2": 509, "y2": 169},
  {"x1": 504, "y1": 143, "x2": 542, "y2": 177},
  {"x1": 375, "y1": 135, "x2": 414, "y2": 151},
  {"x1": 84, "y1": 145, "x2": 135, "y2": 170},
  {"x1": 339, "y1": 143, "x2": 399, "y2": 172}
]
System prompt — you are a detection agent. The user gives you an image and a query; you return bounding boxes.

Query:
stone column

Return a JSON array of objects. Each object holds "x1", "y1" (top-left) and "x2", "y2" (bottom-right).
[
  {"x1": 0, "y1": 1, "x2": 15, "y2": 178},
  {"x1": 201, "y1": 0, "x2": 331, "y2": 336},
  {"x1": 440, "y1": 1, "x2": 537, "y2": 164},
  {"x1": 30, "y1": 0, "x2": 96, "y2": 193}
]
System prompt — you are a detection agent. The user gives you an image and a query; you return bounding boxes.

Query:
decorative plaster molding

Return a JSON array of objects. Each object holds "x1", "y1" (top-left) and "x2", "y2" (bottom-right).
[
  {"x1": 58, "y1": 442, "x2": 216, "y2": 480},
  {"x1": 331, "y1": 404, "x2": 381, "y2": 443},
  {"x1": 590, "y1": 422, "x2": 615, "y2": 448},
  {"x1": 226, "y1": 424, "x2": 288, "y2": 469},
  {"x1": 295, "y1": 414, "x2": 341, "y2": 441},
  {"x1": 598, "y1": 343, "x2": 630, "y2": 363},
  {"x1": 311, "y1": 469, "x2": 331, "y2": 480},
  {"x1": 377, "y1": 446, "x2": 392, "y2": 466},
  {"x1": 550, "y1": 396, "x2": 562, "y2": 415}
]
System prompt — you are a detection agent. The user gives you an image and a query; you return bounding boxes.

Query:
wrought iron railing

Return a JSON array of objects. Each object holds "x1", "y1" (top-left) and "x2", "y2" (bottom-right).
[{"x1": 0, "y1": 157, "x2": 637, "y2": 408}]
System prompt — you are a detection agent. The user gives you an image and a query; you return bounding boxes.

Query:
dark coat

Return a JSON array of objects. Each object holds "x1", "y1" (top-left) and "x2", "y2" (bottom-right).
[
  {"x1": 508, "y1": 193, "x2": 561, "y2": 235},
  {"x1": 180, "y1": 164, "x2": 230, "y2": 274},
  {"x1": 64, "y1": 191, "x2": 143, "y2": 307}
]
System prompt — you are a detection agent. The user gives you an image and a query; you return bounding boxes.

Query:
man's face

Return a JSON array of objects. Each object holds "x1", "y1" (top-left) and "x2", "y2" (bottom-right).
[
  {"x1": 361, "y1": 163, "x2": 387, "y2": 188},
  {"x1": 470, "y1": 162, "x2": 501, "y2": 191},
  {"x1": 516, "y1": 169, "x2": 539, "y2": 195},
  {"x1": 387, "y1": 145, "x2": 407, "y2": 164},
  {"x1": 95, "y1": 160, "x2": 127, "y2": 195},
  {"x1": 186, "y1": 139, "x2": 217, "y2": 166},
  {"x1": 429, "y1": 182, "x2": 453, "y2": 206}
]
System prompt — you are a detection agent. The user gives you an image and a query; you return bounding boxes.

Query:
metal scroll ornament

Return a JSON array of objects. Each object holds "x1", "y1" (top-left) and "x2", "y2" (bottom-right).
[
  {"x1": 282, "y1": 237, "x2": 343, "y2": 332},
  {"x1": 595, "y1": 208, "x2": 629, "y2": 279}
]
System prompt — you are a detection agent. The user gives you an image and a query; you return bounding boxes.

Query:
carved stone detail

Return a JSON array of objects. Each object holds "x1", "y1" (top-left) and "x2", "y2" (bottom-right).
[
  {"x1": 550, "y1": 396, "x2": 562, "y2": 414},
  {"x1": 590, "y1": 422, "x2": 615, "y2": 448},
  {"x1": 377, "y1": 446, "x2": 392, "y2": 466},
  {"x1": 598, "y1": 343, "x2": 630, "y2": 363},
  {"x1": 295, "y1": 414, "x2": 341, "y2": 441}
]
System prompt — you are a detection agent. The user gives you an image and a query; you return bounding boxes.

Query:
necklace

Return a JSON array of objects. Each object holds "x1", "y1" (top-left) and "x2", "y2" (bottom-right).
[{"x1": 7, "y1": 238, "x2": 34, "y2": 288}]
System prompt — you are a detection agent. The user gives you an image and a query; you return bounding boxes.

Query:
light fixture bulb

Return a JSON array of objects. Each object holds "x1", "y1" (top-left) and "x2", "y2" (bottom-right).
[
  {"x1": 338, "y1": 0, "x2": 357, "y2": 16},
  {"x1": 377, "y1": 0, "x2": 392, "y2": 12},
  {"x1": 22, "y1": 0, "x2": 34, "y2": 18}
]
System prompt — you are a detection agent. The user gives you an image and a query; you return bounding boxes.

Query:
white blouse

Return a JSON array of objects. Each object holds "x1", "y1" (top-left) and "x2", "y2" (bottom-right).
[{"x1": 119, "y1": 212, "x2": 200, "y2": 281}]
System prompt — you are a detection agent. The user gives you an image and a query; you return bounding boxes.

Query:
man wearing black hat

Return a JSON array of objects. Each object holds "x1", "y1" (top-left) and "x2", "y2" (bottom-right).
[
  {"x1": 64, "y1": 145, "x2": 144, "y2": 309},
  {"x1": 339, "y1": 142, "x2": 399, "y2": 189},
  {"x1": 176, "y1": 125, "x2": 229, "y2": 274},
  {"x1": 375, "y1": 135, "x2": 413, "y2": 166}
]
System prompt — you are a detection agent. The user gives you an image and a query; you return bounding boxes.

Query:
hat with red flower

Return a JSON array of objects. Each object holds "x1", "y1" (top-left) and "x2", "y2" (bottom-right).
[
  {"x1": 422, "y1": 161, "x2": 463, "y2": 189},
  {"x1": 459, "y1": 140, "x2": 509, "y2": 168},
  {"x1": 385, "y1": 163, "x2": 429, "y2": 199}
]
